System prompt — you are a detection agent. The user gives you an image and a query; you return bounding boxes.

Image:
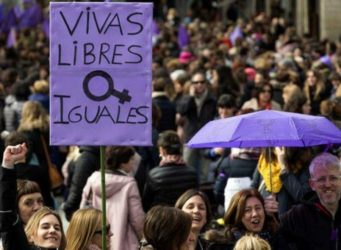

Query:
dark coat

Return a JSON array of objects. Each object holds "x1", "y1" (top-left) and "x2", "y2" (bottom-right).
[
  {"x1": 63, "y1": 146, "x2": 100, "y2": 221},
  {"x1": 152, "y1": 94, "x2": 176, "y2": 132},
  {"x1": 177, "y1": 93, "x2": 217, "y2": 142},
  {"x1": 206, "y1": 229, "x2": 287, "y2": 250},
  {"x1": 21, "y1": 129, "x2": 54, "y2": 207},
  {"x1": 252, "y1": 167, "x2": 311, "y2": 214},
  {"x1": 0, "y1": 167, "x2": 57, "y2": 250},
  {"x1": 280, "y1": 195, "x2": 341, "y2": 250},
  {"x1": 214, "y1": 156, "x2": 258, "y2": 205},
  {"x1": 142, "y1": 163, "x2": 198, "y2": 211}
]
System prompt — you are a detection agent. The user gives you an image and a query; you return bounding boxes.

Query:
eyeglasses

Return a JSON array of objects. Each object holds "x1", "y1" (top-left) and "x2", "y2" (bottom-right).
[
  {"x1": 261, "y1": 89, "x2": 271, "y2": 93},
  {"x1": 311, "y1": 175, "x2": 341, "y2": 185},
  {"x1": 191, "y1": 80, "x2": 206, "y2": 85},
  {"x1": 94, "y1": 224, "x2": 111, "y2": 235}
]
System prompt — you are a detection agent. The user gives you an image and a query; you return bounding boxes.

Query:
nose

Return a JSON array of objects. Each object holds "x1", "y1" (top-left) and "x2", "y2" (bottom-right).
[
  {"x1": 48, "y1": 226, "x2": 56, "y2": 233},
  {"x1": 192, "y1": 206, "x2": 199, "y2": 213},
  {"x1": 251, "y1": 208, "x2": 259, "y2": 217},
  {"x1": 33, "y1": 201, "x2": 42, "y2": 211},
  {"x1": 324, "y1": 177, "x2": 332, "y2": 187}
]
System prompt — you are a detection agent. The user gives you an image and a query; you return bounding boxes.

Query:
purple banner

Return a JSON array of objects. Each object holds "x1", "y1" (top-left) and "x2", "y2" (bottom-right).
[{"x1": 50, "y1": 2, "x2": 153, "y2": 146}]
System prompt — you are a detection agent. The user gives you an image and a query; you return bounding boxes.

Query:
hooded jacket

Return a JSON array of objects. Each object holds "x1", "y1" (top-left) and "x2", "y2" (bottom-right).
[{"x1": 81, "y1": 171, "x2": 145, "y2": 250}]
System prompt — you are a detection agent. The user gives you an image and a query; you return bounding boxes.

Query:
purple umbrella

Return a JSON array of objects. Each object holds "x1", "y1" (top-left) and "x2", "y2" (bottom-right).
[
  {"x1": 188, "y1": 110, "x2": 341, "y2": 194},
  {"x1": 188, "y1": 110, "x2": 341, "y2": 148}
]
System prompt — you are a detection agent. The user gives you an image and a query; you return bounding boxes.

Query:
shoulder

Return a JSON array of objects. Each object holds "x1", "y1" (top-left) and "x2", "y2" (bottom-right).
[
  {"x1": 271, "y1": 100, "x2": 282, "y2": 110},
  {"x1": 242, "y1": 98, "x2": 257, "y2": 109},
  {"x1": 280, "y1": 203, "x2": 315, "y2": 230}
]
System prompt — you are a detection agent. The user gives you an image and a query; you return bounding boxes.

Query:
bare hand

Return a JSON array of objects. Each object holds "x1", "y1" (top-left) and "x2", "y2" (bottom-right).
[
  {"x1": 264, "y1": 194, "x2": 279, "y2": 214},
  {"x1": 275, "y1": 147, "x2": 286, "y2": 170},
  {"x1": 213, "y1": 147, "x2": 224, "y2": 156},
  {"x1": 2, "y1": 143, "x2": 27, "y2": 169}
]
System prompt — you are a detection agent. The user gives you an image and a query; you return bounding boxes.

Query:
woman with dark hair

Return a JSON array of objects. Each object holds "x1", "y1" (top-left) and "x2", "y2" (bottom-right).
[
  {"x1": 211, "y1": 65, "x2": 240, "y2": 98},
  {"x1": 303, "y1": 69, "x2": 329, "y2": 115},
  {"x1": 206, "y1": 188, "x2": 282, "y2": 250},
  {"x1": 5, "y1": 130, "x2": 53, "y2": 208},
  {"x1": 140, "y1": 205, "x2": 192, "y2": 250},
  {"x1": 81, "y1": 146, "x2": 145, "y2": 250},
  {"x1": 241, "y1": 83, "x2": 281, "y2": 111},
  {"x1": 142, "y1": 130, "x2": 198, "y2": 211},
  {"x1": 175, "y1": 189, "x2": 212, "y2": 250},
  {"x1": 16, "y1": 179, "x2": 44, "y2": 226},
  {"x1": 252, "y1": 147, "x2": 312, "y2": 215}
]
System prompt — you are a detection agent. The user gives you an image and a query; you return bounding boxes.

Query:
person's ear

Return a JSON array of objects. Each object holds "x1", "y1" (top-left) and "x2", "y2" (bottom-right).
[
  {"x1": 27, "y1": 234, "x2": 35, "y2": 244},
  {"x1": 309, "y1": 179, "x2": 316, "y2": 191},
  {"x1": 159, "y1": 147, "x2": 165, "y2": 157}
]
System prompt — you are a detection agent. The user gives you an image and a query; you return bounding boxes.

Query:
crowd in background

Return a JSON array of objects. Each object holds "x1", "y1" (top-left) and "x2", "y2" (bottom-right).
[{"x1": 0, "y1": 0, "x2": 341, "y2": 250}]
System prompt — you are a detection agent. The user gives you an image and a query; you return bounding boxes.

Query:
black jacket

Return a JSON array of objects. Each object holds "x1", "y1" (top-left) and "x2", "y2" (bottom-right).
[
  {"x1": 206, "y1": 229, "x2": 287, "y2": 250},
  {"x1": 252, "y1": 167, "x2": 311, "y2": 215},
  {"x1": 63, "y1": 146, "x2": 100, "y2": 221},
  {"x1": 214, "y1": 156, "x2": 258, "y2": 205},
  {"x1": 280, "y1": 194, "x2": 341, "y2": 250},
  {"x1": 152, "y1": 94, "x2": 176, "y2": 132},
  {"x1": 0, "y1": 166, "x2": 58, "y2": 250},
  {"x1": 142, "y1": 163, "x2": 198, "y2": 211}
]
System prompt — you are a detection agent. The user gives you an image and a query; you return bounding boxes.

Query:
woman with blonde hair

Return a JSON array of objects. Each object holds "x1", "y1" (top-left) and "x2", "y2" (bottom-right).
[
  {"x1": 66, "y1": 208, "x2": 113, "y2": 250},
  {"x1": 18, "y1": 100, "x2": 49, "y2": 132},
  {"x1": 233, "y1": 234, "x2": 271, "y2": 250},
  {"x1": 25, "y1": 206, "x2": 67, "y2": 249},
  {"x1": 18, "y1": 101, "x2": 55, "y2": 206}
]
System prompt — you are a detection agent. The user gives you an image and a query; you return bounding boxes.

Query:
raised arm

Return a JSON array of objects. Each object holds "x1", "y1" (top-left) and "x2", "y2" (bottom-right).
[
  {"x1": 0, "y1": 143, "x2": 31, "y2": 250},
  {"x1": 2, "y1": 143, "x2": 27, "y2": 169}
]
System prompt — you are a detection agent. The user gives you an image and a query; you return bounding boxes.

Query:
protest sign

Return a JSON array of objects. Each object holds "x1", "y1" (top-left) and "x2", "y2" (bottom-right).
[{"x1": 50, "y1": 2, "x2": 152, "y2": 145}]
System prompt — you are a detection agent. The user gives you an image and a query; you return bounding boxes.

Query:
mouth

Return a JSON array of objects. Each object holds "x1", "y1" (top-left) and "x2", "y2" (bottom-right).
[
  {"x1": 324, "y1": 190, "x2": 336, "y2": 195},
  {"x1": 192, "y1": 215, "x2": 202, "y2": 223},
  {"x1": 251, "y1": 219, "x2": 261, "y2": 226},
  {"x1": 45, "y1": 236, "x2": 58, "y2": 241}
]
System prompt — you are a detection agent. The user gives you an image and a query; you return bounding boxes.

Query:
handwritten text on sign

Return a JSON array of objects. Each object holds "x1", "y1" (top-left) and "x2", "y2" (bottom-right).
[{"x1": 50, "y1": 2, "x2": 152, "y2": 146}]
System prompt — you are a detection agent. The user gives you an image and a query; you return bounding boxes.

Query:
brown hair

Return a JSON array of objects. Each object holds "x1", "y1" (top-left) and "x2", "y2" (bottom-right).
[
  {"x1": 105, "y1": 146, "x2": 135, "y2": 171},
  {"x1": 303, "y1": 69, "x2": 326, "y2": 102},
  {"x1": 158, "y1": 130, "x2": 182, "y2": 155},
  {"x1": 175, "y1": 189, "x2": 211, "y2": 231},
  {"x1": 142, "y1": 205, "x2": 192, "y2": 250},
  {"x1": 224, "y1": 188, "x2": 277, "y2": 238},
  {"x1": 17, "y1": 179, "x2": 42, "y2": 204},
  {"x1": 284, "y1": 147, "x2": 312, "y2": 173}
]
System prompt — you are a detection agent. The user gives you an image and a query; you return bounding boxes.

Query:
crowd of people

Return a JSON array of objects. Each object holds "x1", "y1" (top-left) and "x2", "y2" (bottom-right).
[{"x1": 0, "y1": 0, "x2": 341, "y2": 249}]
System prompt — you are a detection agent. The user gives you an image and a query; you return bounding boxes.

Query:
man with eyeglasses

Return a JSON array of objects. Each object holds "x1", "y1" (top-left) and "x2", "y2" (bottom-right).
[
  {"x1": 176, "y1": 70, "x2": 216, "y2": 182},
  {"x1": 279, "y1": 153, "x2": 341, "y2": 250}
]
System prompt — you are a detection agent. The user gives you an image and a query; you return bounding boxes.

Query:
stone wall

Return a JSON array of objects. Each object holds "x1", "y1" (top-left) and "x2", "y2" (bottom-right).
[{"x1": 320, "y1": 0, "x2": 341, "y2": 41}]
